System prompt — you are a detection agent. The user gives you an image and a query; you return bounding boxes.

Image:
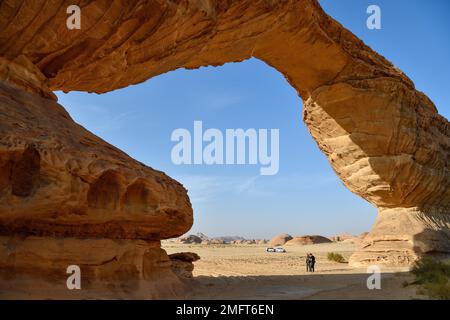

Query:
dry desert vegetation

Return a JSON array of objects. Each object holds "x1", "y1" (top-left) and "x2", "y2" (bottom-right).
[{"x1": 163, "y1": 241, "x2": 424, "y2": 300}]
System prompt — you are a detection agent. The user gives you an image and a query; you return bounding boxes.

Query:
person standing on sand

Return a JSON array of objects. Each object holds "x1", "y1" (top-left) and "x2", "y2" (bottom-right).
[
  {"x1": 310, "y1": 254, "x2": 316, "y2": 272},
  {"x1": 306, "y1": 253, "x2": 311, "y2": 272}
]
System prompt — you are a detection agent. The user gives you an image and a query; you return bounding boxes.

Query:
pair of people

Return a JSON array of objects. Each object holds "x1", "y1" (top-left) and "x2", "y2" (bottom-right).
[{"x1": 306, "y1": 253, "x2": 316, "y2": 272}]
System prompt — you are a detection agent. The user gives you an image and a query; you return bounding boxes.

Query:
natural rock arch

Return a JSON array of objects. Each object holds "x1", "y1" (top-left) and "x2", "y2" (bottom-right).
[{"x1": 0, "y1": 0, "x2": 448, "y2": 297}]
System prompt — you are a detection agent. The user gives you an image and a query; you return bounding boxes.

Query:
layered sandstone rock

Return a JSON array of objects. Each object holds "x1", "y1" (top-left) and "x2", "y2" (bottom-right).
[
  {"x1": 0, "y1": 0, "x2": 449, "y2": 298},
  {"x1": 0, "y1": 236, "x2": 186, "y2": 299},
  {"x1": 0, "y1": 77, "x2": 193, "y2": 238},
  {"x1": 285, "y1": 235, "x2": 332, "y2": 246},
  {"x1": 0, "y1": 69, "x2": 192, "y2": 297},
  {"x1": 269, "y1": 234, "x2": 294, "y2": 247},
  {"x1": 168, "y1": 252, "x2": 200, "y2": 279}
]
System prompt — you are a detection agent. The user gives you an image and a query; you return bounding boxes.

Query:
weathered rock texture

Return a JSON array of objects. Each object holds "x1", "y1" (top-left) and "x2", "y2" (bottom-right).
[
  {"x1": 0, "y1": 0, "x2": 449, "y2": 297},
  {"x1": 0, "y1": 236, "x2": 186, "y2": 299},
  {"x1": 0, "y1": 77, "x2": 193, "y2": 298},
  {"x1": 0, "y1": 80, "x2": 192, "y2": 238}
]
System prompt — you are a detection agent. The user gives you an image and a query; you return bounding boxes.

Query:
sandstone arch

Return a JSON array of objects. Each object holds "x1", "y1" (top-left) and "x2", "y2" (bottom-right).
[{"x1": 0, "y1": 0, "x2": 448, "y2": 297}]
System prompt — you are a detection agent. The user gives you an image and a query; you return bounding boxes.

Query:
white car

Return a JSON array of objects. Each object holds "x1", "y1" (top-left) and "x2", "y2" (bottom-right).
[{"x1": 266, "y1": 247, "x2": 286, "y2": 253}]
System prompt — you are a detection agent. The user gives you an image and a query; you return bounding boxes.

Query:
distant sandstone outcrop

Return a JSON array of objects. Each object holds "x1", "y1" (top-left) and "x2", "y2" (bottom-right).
[
  {"x1": 285, "y1": 236, "x2": 332, "y2": 246},
  {"x1": 179, "y1": 235, "x2": 202, "y2": 244},
  {"x1": 269, "y1": 234, "x2": 294, "y2": 247},
  {"x1": 331, "y1": 233, "x2": 355, "y2": 242}
]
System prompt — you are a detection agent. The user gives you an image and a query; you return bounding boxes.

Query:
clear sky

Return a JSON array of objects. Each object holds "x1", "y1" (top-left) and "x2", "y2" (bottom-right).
[{"x1": 56, "y1": 0, "x2": 450, "y2": 239}]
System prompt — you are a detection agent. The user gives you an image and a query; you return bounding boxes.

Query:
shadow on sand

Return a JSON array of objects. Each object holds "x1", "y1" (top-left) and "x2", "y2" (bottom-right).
[{"x1": 184, "y1": 272, "x2": 423, "y2": 300}]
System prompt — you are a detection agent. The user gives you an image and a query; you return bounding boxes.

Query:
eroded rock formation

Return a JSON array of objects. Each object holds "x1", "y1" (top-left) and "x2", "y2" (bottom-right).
[
  {"x1": 285, "y1": 235, "x2": 332, "y2": 246},
  {"x1": 0, "y1": 236, "x2": 185, "y2": 299},
  {"x1": 179, "y1": 235, "x2": 203, "y2": 244},
  {"x1": 269, "y1": 234, "x2": 294, "y2": 247},
  {"x1": 0, "y1": 63, "x2": 193, "y2": 298},
  {"x1": 0, "y1": 0, "x2": 449, "y2": 298},
  {"x1": 169, "y1": 252, "x2": 200, "y2": 279}
]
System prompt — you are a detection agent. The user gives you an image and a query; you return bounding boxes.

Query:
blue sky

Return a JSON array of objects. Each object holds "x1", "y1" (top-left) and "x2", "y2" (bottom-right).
[{"x1": 56, "y1": 0, "x2": 450, "y2": 239}]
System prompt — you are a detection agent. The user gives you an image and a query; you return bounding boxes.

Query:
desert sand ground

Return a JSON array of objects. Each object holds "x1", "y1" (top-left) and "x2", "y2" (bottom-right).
[{"x1": 163, "y1": 242, "x2": 424, "y2": 300}]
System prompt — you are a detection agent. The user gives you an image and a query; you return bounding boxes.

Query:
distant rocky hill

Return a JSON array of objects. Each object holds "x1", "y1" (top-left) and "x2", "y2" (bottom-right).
[
  {"x1": 215, "y1": 236, "x2": 245, "y2": 243},
  {"x1": 166, "y1": 233, "x2": 268, "y2": 245},
  {"x1": 165, "y1": 232, "x2": 368, "y2": 246},
  {"x1": 269, "y1": 234, "x2": 293, "y2": 246},
  {"x1": 285, "y1": 235, "x2": 332, "y2": 246}
]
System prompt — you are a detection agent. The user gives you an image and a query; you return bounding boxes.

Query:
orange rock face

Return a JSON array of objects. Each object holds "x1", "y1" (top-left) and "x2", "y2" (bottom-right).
[
  {"x1": 0, "y1": 78, "x2": 193, "y2": 298},
  {"x1": 0, "y1": 236, "x2": 185, "y2": 299},
  {"x1": 0, "y1": 0, "x2": 449, "y2": 298},
  {"x1": 0, "y1": 80, "x2": 192, "y2": 240}
]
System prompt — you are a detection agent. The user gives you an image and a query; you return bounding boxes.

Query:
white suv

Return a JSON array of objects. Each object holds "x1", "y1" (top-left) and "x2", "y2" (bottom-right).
[{"x1": 266, "y1": 247, "x2": 286, "y2": 253}]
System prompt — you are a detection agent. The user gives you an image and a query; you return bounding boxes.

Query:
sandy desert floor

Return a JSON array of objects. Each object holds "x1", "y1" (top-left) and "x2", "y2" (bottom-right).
[{"x1": 163, "y1": 242, "x2": 425, "y2": 300}]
